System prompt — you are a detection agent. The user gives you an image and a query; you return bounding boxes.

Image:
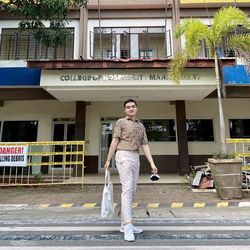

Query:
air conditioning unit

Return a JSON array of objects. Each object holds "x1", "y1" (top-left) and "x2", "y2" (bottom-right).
[{"x1": 140, "y1": 49, "x2": 153, "y2": 59}]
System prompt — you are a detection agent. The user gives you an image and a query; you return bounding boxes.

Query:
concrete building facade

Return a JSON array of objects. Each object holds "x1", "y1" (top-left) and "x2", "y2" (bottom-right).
[{"x1": 0, "y1": 0, "x2": 249, "y2": 175}]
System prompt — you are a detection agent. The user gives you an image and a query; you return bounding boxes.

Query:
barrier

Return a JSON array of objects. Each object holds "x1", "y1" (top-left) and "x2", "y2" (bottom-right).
[
  {"x1": 0, "y1": 141, "x2": 85, "y2": 186},
  {"x1": 226, "y1": 138, "x2": 250, "y2": 171}
]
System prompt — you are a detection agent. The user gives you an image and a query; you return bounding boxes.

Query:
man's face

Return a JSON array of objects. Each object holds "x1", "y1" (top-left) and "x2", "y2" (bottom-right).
[{"x1": 124, "y1": 102, "x2": 138, "y2": 117}]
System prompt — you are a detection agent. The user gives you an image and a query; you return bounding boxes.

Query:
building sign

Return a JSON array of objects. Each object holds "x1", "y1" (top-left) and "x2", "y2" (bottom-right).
[
  {"x1": 40, "y1": 69, "x2": 217, "y2": 101},
  {"x1": 0, "y1": 146, "x2": 28, "y2": 167},
  {"x1": 41, "y1": 69, "x2": 215, "y2": 87},
  {"x1": 181, "y1": 0, "x2": 250, "y2": 3},
  {"x1": 223, "y1": 65, "x2": 250, "y2": 84},
  {"x1": 59, "y1": 73, "x2": 200, "y2": 82},
  {"x1": 0, "y1": 68, "x2": 41, "y2": 86}
]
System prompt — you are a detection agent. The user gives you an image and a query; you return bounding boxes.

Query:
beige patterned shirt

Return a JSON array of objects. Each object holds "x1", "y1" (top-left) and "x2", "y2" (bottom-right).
[{"x1": 113, "y1": 117, "x2": 148, "y2": 152}]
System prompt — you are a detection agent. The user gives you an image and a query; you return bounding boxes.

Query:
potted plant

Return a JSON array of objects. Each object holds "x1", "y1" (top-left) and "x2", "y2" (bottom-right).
[{"x1": 208, "y1": 151, "x2": 243, "y2": 200}]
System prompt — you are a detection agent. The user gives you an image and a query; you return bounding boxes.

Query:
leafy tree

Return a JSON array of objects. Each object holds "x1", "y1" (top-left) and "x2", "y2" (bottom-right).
[
  {"x1": 0, "y1": 0, "x2": 88, "y2": 48},
  {"x1": 169, "y1": 6, "x2": 250, "y2": 153}
]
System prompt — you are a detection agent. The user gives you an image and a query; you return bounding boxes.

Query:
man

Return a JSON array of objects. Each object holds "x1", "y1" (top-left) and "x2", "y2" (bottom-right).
[{"x1": 104, "y1": 99, "x2": 158, "y2": 242}]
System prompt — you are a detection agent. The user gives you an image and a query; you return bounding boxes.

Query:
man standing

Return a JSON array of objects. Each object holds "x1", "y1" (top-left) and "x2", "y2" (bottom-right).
[{"x1": 104, "y1": 99, "x2": 158, "y2": 242}]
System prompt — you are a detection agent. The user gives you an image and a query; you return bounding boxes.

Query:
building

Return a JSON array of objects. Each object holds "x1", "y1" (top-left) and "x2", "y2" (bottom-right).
[{"x1": 0, "y1": 0, "x2": 249, "y2": 176}]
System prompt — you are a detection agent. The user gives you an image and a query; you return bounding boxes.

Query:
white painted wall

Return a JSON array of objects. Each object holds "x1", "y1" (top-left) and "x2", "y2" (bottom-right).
[
  {"x1": 1, "y1": 99, "x2": 250, "y2": 157},
  {"x1": 0, "y1": 100, "x2": 75, "y2": 141},
  {"x1": 86, "y1": 99, "x2": 250, "y2": 155},
  {"x1": 0, "y1": 61, "x2": 27, "y2": 67}
]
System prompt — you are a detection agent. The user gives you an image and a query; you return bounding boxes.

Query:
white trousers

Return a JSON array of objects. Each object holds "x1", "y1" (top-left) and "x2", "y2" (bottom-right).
[{"x1": 115, "y1": 150, "x2": 140, "y2": 224}]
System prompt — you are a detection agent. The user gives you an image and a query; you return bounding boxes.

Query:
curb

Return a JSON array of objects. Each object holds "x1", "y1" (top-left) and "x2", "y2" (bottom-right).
[
  {"x1": 1, "y1": 202, "x2": 250, "y2": 210},
  {"x1": 19, "y1": 201, "x2": 250, "y2": 209}
]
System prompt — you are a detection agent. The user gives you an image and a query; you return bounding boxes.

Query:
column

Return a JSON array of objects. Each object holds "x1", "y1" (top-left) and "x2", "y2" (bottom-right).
[
  {"x1": 175, "y1": 101, "x2": 190, "y2": 175},
  {"x1": 74, "y1": 101, "x2": 86, "y2": 176}
]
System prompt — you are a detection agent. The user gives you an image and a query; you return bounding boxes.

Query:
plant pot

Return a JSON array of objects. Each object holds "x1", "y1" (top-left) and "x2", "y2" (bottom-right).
[{"x1": 208, "y1": 158, "x2": 243, "y2": 200}]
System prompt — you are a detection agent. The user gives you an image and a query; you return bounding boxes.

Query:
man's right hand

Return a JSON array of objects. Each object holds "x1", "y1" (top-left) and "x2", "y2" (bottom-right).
[{"x1": 104, "y1": 160, "x2": 111, "y2": 169}]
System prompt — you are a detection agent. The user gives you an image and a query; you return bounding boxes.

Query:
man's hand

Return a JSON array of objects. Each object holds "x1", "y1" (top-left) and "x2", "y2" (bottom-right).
[
  {"x1": 104, "y1": 160, "x2": 111, "y2": 169},
  {"x1": 151, "y1": 165, "x2": 158, "y2": 174}
]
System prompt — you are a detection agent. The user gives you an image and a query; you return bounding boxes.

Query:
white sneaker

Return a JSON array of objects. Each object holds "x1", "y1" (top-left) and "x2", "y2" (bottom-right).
[
  {"x1": 120, "y1": 224, "x2": 143, "y2": 234},
  {"x1": 123, "y1": 223, "x2": 135, "y2": 242}
]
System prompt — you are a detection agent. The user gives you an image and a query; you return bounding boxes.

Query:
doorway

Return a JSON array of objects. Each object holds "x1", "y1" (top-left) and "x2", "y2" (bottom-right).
[
  {"x1": 99, "y1": 120, "x2": 117, "y2": 172},
  {"x1": 52, "y1": 121, "x2": 75, "y2": 170}
]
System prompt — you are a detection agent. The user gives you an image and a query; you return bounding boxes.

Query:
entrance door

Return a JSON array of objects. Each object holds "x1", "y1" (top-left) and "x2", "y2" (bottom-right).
[
  {"x1": 52, "y1": 122, "x2": 75, "y2": 170},
  {"x1": 99, "y1": 120, "x2": 117, "y2": 171}
]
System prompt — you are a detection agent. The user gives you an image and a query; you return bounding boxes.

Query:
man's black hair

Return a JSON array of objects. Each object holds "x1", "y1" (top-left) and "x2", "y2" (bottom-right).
[{"x1": 123, "y1": 99, "x2": 137, "y2": 108}]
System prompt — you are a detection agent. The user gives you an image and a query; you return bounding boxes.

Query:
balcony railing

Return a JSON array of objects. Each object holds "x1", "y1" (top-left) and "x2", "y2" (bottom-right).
[
  {"x1": 90, "y1": 26, "x2": 172, "y2": 60},
  {"x1": 0, "y1": 32, "x2": 74, "y2": 60}
]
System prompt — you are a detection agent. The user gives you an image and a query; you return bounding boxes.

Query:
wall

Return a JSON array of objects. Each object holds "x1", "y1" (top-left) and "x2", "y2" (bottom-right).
[
  {"x1": 1, "y1": 99, "x2": 250, "y2": 154},
  {"x1": 0, "y1": 100, "x2": 75, "y2": 141}
]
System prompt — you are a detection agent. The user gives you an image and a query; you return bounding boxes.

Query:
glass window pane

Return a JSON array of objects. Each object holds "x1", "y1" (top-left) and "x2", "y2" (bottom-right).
[
  {"x1": 186, "y1": 119, "x2": 214, "y2": 141},
  {"x1": 229, "y1": 119, "x2": 250, "y2": 138},
  {"x1": 53, "y1": 124, "x2": 65, "y2": 141},
  {"x1": 67, "y1": 124, "x2": 75, "y2": 141},
  {"x1": 1, "y1": 121, "x2": 38, "y2": 142},
  {"x1": 142, "y1": 119, "x2": 176, "y2": 142}
]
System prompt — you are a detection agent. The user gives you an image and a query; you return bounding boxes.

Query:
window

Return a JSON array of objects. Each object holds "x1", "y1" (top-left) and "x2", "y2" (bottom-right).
[
  {"x1": 0, "y1": 28, "x2": 74, "y2": 60},
  {"x1": 198, "y1": 40, "x2": 210, "y2": 58},
  {"x1": 187, "y1": 119, "x2": 214, "y2": 141},
  {"x1": 142, "y1": 119, "x2": 176, "y2": 141},
  {"x1": 229, "y1": 119, "x2": 250, "y2": 138},
  {"x1": 1, "y1": 121, "x2": 38, "y2": 142}
]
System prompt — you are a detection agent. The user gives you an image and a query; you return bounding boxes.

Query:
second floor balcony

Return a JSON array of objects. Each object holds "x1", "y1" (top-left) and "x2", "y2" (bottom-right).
[
  {"x1": 0, "y1": 28, "x2": 74, "y2": 61},
  {"x1": 0, "y1": 26, "x2": 247, "y2": 61},
  {"x1": 89, "y1": 26, "x2": 172, "y2": 60}
]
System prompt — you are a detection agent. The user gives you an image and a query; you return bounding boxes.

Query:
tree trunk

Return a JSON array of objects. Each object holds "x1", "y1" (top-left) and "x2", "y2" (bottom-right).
[{"x1": 214, "y1": 52, "x2": 227, "y2": 153}]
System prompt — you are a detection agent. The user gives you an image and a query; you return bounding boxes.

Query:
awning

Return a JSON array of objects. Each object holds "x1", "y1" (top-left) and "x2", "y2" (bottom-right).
[{"x1": 41, "y1": 68, "x2": 217, "y2": 101}]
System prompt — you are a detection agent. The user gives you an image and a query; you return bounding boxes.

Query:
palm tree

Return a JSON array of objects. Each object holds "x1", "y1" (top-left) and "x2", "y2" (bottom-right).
[{"x1": 169, "y1": 6, "x2": 250, "y2": 153}]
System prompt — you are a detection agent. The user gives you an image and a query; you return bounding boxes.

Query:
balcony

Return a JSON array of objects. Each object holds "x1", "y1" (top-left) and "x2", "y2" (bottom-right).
[
  {"x1": 0, "y1": 29, "x2": 74, "y2": 60},
  {"x1": 197, "y1": 39, "x2": 235, "y2": 58},
  {"x1": 90, "y1": 26, "x2": 172, "y2": 60}
]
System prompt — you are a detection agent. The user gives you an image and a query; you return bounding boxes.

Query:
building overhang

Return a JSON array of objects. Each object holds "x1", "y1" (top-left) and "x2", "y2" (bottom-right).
[
  {"x1": 28, "y1": 58, "x2": 235, "y2": 70},
  {"x1": 0, "y1": 87, "x2": 55, "y2": 100},
  {"x1": 40, "y1": 67, "x2": 218, "y2": 102},
  {"x1": 44, "y1": 85, "x2": 217, "y2": 102},
  {"x1": 29, "y1": 58, "x2": 235, "y2": 102}
]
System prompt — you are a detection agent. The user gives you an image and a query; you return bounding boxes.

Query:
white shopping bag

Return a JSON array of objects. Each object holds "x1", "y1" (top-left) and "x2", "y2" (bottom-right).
[{"x1": 101, "y1": 169, "x2": 114, "y2": 219}]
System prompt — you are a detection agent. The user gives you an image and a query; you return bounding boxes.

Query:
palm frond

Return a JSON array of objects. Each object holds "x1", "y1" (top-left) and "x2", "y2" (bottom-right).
[
  {"x1": 212, "y1": 6, "x2": 249, "y2": 46},
  {"x1": 176, "y1": 19, "x2": 211, "y2": 58},
  {"x1": 227, "y1": 33, "x2": 250, "y2": 53},
  {"x1": 168, "y1": 51, "x2": 188, "y2": 85},
  {"x1": 227, "y1": 34, "x2": 250, "y2": 73}
]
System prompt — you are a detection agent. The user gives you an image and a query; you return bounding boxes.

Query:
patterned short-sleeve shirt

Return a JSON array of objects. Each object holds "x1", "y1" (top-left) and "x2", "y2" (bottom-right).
[{"x1": 113, "y1": 117, "x2": 148, "y2": 152}]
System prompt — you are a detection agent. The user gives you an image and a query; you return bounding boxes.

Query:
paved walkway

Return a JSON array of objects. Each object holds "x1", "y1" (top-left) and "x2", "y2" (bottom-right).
[{"x1": 0, "y1": 174, "x2": 250, "y2": 210}]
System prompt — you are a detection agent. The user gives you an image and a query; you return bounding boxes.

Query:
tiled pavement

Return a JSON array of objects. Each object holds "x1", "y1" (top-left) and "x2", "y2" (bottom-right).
[{"x1": 0, "y1": 174, "x2": 250, "y2": 210}]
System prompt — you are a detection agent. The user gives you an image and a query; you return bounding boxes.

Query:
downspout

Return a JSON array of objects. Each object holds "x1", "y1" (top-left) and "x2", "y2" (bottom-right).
[
  {"x1": 172, "y1": 0, "x2": 190, "y2": 175},
  {"x1": 79, "y1": 4, "x2": 88, "y2": 59},
  {"x1": 172, "y1": 0, "x2": 181, "y2": 55},
  {"x1": 98, "y1": 0, "x2": 103, "y2": 59}
]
